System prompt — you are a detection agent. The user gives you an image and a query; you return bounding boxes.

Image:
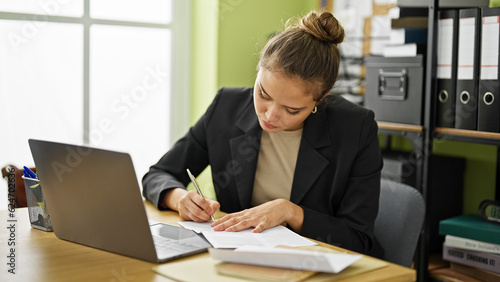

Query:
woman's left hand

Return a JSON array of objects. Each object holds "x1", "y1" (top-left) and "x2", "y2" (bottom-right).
[{"x1": 210, "y1": 199, "x2": 304, "y2": 233}]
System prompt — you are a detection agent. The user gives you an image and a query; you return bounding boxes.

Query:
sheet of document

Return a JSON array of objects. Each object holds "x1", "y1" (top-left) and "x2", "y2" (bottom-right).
[
  {"x1": 178, "y1": 221, "x2": 316, "y2": 248},
  {"x1": 209, "y1": 246, "x2": 363, "y2": 273},
  {"x1": 178, "y1": 221, "x2": 214, "y2": 233}
]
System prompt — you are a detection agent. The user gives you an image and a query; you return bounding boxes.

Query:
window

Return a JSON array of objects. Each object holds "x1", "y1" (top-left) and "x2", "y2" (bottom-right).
[{"x1": 0, "y1": 1, "x2": 189, "y2": 186}]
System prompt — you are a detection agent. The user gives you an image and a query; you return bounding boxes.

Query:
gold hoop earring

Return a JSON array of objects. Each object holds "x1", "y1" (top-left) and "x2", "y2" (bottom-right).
[{"x1": 312, "y1": 106, "x2": 317, "y2": 114}]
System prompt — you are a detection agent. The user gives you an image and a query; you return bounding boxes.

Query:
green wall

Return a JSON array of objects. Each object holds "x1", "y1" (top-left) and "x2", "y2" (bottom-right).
[
  {"x1": 190, "y1": 0, "x2": 219, "y2": 124},
  {"x1": 217, "y1": 0, "x2": 317, "y2": 89}
]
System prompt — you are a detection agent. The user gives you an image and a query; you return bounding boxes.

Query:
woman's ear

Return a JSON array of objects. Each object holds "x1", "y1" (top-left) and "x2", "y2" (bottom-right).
[{"x1": 317, "y1": 91, "x2": 331, "y2": 105}]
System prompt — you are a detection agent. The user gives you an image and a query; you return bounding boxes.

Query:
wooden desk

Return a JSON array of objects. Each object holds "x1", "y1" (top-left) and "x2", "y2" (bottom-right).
[{"x1": 1, "y1": 202, "x2": 415, "y2": 281}]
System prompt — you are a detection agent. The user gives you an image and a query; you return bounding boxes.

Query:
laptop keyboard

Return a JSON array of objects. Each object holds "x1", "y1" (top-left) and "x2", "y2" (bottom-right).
[{"x1": 152, "y1": 235, "x2": 203, "y2": 257}]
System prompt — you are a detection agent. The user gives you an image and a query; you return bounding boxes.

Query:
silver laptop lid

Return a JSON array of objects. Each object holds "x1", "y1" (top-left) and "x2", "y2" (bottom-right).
[{"x1": 28, "y1": 139, "x2": 158, "y2": 262}]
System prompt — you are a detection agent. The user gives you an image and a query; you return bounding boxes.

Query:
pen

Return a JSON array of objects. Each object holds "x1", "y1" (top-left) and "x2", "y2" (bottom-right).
[
  {"x1": 186, "y1": 168, "x2": 215, "y2": 221},
  {"x1": 23, "y1": 166, "x2": 37, "y2": 179}
]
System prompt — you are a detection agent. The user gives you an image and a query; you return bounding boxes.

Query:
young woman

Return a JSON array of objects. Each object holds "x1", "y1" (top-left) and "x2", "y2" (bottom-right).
[{"x1": 142, "y1": 11, "x2": 383, "y2": 256}]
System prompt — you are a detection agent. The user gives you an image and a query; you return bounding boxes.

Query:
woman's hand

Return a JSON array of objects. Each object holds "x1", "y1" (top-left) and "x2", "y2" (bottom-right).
[
  {"x1": 163, "y1": 188, "x2": 220, "y2": 222},
  {"x1": 210, "y1": 199, "x2": 304, "y2": 233}
]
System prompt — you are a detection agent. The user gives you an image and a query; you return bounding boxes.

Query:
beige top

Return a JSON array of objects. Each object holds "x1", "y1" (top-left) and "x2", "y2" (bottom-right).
[{"x1": 251, "y1": 128, "x2": 303, "y2": 207}]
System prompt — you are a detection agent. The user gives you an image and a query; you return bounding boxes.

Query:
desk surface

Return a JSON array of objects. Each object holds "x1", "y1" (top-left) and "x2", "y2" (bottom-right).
[{"x1": 0, "y1": 201, "x2": 415, "y2": 281}]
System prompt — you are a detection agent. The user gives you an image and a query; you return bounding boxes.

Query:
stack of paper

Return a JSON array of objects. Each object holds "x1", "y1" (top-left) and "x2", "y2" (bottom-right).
[{"x1": 209, "y1": 246, "x2": 362, "y2": 274}]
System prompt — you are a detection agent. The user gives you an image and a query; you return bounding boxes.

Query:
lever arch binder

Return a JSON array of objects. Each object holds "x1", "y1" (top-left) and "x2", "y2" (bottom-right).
[
  {"x1": 436, "y1": 9, "x2": 459, "y2": 128},
  {"x1": 478, "y1": 7, "x2": 500, "y2": 132},
  {"x1": 455, "y1": 8, "x2": 481, "y2": 130}
]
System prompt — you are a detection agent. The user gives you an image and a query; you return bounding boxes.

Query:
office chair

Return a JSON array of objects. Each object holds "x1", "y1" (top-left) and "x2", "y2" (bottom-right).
[{"x1": 374, "y1": 178, "x2": 426, "y2": 268}]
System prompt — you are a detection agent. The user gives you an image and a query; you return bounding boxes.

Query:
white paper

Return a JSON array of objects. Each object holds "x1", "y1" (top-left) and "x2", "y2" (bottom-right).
[
  {"x1": 178, "y1": 221, "x2": 214, "y2": 233},
  {"x1": 178, "y1": 222, "x2": 317, "y2": 248},
  {"x1": 371, "y1": 15, "x2": 392, "y2": 56},
  {"x1": 374, "y1": 0, "x2": 396, "y2": 5},
  {"x1": 209, "y1": 246, "x2": 362, "y2": 274},
  {"x1": 148, "y1": 219, "x2": 160, "y2": 225}
]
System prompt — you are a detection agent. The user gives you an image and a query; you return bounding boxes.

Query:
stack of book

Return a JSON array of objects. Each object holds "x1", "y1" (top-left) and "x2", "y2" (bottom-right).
[
  {"x1": 439, "y1": 214, "x2": 500, "y2": 280},
  {"x1": 385, "y1": 0, "x2": 491, "y2": 57},
  {"x1": 382, "y1": 6, "x2": 428, "y2": 57}
]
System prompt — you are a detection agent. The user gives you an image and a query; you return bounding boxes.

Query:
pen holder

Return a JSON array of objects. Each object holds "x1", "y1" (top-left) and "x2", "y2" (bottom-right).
[{"x1": 22, "y1": 176, "x2": 53, "y2": 231}]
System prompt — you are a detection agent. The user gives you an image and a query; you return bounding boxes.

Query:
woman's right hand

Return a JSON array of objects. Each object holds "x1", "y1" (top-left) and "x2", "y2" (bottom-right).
[{"x1": 163, "y1": 188, "x2": 220, "y2": 222}]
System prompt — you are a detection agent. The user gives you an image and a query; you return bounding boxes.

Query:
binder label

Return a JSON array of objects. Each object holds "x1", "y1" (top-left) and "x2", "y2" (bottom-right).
[
  {"x1": 437, "y1": 18, "x2": 454, "y2": 79},
  {"x1": 458, "y1": 17, "x2": 477, "y2": 80},
  {"x1": 481, "y1": 16, "x2": 500, "y2": 80}
]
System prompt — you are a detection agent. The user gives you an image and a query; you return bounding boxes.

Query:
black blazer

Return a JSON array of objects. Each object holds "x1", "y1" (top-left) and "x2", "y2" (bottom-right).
[{"x1": 142, "y1": 87, "x2": 383, "y2": 255}]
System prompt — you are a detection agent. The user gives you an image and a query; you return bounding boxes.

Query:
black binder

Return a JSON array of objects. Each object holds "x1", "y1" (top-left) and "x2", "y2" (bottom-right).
[
  {"x1": 436, "y1": 9, "x2": 459, "y2": 128},
  {"x1": 478, "y1": 7, "x2": 500, "y2": 132},
  {"x1": 455, "y1": 8, "x2": 481, "y2": 130}
]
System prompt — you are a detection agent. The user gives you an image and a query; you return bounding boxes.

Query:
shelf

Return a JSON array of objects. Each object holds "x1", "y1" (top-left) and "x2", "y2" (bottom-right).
[
  {"x1": 377, "y1": 122, "x2": 424, "y2": 151},
  {"x1": 377, "y1": 121, "x2": 424, "y2": 133},
  {"x1": 434, "y1": 127, "x2": 500, "y2": 146},
  {"x1": 378, "y1": 122, "x2": 500, "y2": 146}
]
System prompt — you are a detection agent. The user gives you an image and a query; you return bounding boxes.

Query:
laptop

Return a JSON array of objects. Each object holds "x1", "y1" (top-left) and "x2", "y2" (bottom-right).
[{"x1": 28, "y1": 138, "x2": 212, "y2": 263}]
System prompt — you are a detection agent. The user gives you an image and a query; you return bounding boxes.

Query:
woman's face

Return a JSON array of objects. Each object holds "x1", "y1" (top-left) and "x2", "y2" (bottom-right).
[{"x1": 253, "y1": 69, "x2": 317, "y2": 133}]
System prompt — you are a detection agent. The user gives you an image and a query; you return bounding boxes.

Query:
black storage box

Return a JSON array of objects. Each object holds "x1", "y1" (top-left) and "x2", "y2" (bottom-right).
[
  {"x1": 382, "y1": 150, "x2": 465, "y2": 253},
  {"x1": 364, "y1": 55, "x2": 425, "y2": 125}
]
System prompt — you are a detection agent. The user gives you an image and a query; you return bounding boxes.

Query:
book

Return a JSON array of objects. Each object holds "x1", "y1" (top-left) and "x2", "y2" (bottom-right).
[
  {"x1": 443, "y1": 245, "x2": 500, "y2": 274},
  {"x1": 382, "y1": 43, "x2": 426, "y2": 57},
  {"x1": 445, "y1": 235, "x2": 500, "y2": 255},
  {"x1": 215, "y1": 262, "x2": 316, "y2": 282},
  {"x1": 390, "y1": 28, "x2": 428, "y2": 45},
  {"x1": 451, "y1": 262, "x2": 500, "y2": 282},
  {"x1": 439, "y1": 214, "x2": 500, "y2": 245},
  {"x1": 391, "y1": 17, "x2": 428, "y2": 29}
]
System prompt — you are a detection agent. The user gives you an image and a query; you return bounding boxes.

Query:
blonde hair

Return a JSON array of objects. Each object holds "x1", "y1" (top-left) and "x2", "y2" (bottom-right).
[{"x1": 258, "y1": 11, "x2": 345, "y2": 101}]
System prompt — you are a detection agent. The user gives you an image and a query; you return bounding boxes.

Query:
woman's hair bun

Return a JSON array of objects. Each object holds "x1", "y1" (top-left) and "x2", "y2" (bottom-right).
[
  {"x1": 298, "y1": 11, "x2": 345, "y2": 45},
  {"x1": 260, "y1": 11, "x2": 346, "y2": 99}
]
